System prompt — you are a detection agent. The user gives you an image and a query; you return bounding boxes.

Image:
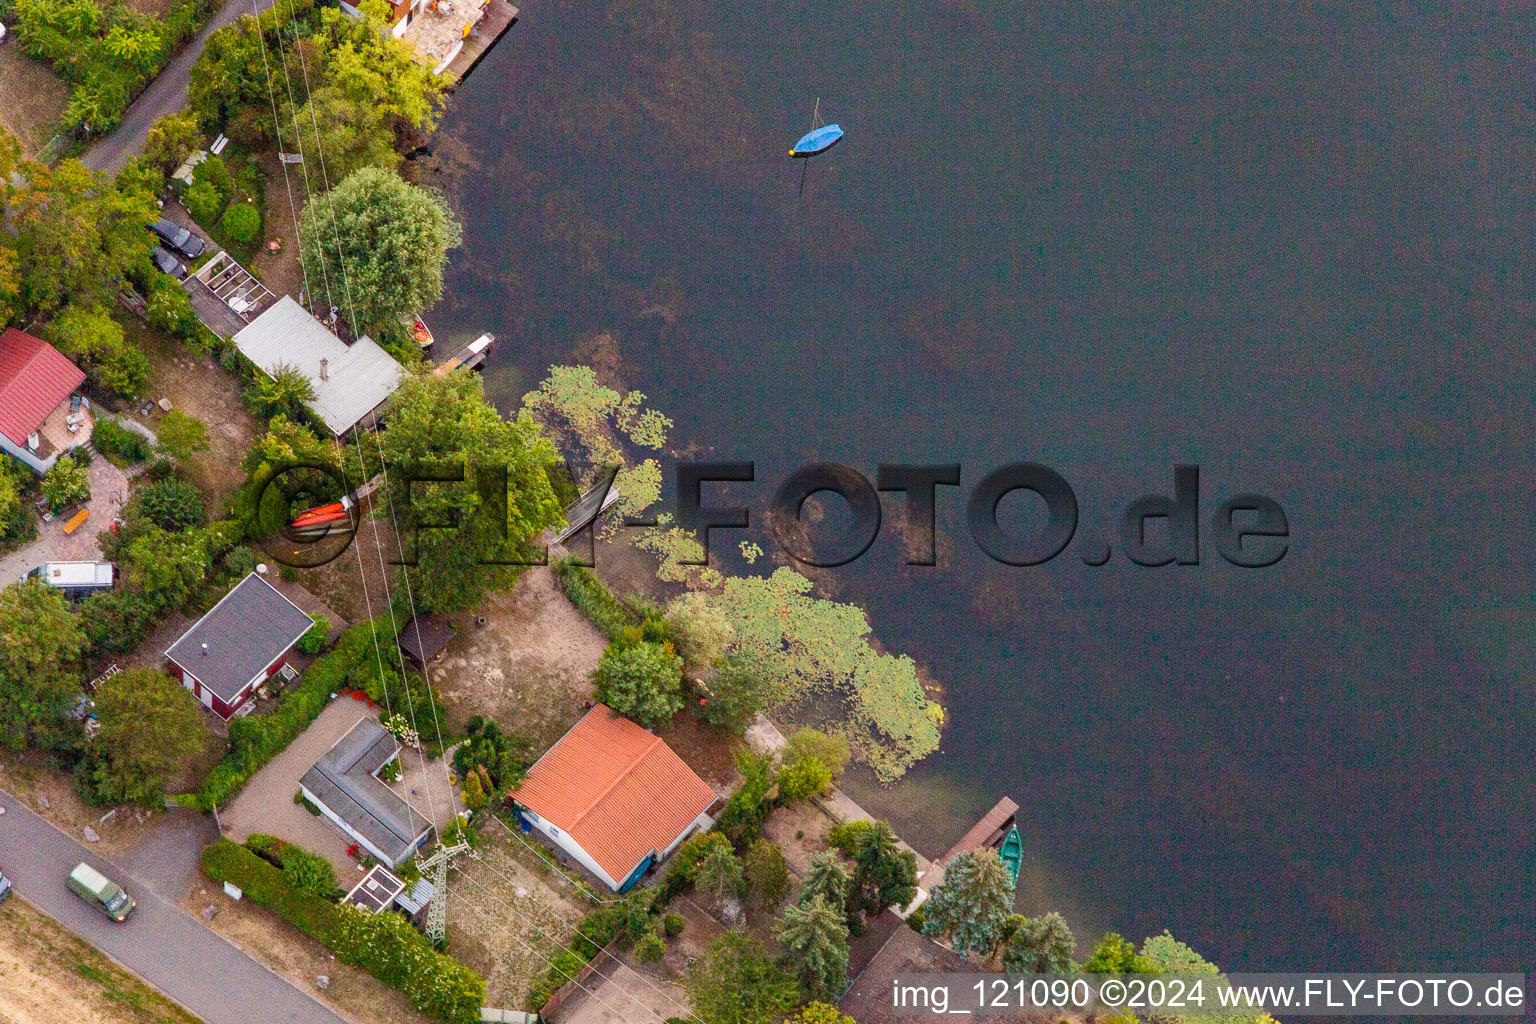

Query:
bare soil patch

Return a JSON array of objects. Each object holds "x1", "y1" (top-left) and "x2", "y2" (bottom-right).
[
  {"x1": 120, "y1": 319, "x2": 262, "y2": 514},
  {"x1": 184, "y1": 882, "x2": 439, "y2": 1024},
  {"x1": 429, "y1": 567, "x2": 607, "y2": 752},
  {"x1": 250, "y1": 153, "x2": 309, "y2": 301},
  {"x1": 759, "y1": 798, "x2": 838, "y2": 880},
  {"x1": 447, "y1": 819, "x2": 591, "y2": 1011},
  {"x1": 0, "y1": 895, "x2": 201, "y2": 1024},
  {"x1": 0, "y1": 48, "x2": 69, "y2": 158}
]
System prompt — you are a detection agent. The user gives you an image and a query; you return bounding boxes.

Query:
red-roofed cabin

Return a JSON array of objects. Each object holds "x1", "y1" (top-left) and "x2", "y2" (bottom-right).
[
  {"x1": 512, "y1": 706, "x2": 720, "y2": 891},
  {"x1": 0, "y1": 328, "x2": 91, "y2": 474}
]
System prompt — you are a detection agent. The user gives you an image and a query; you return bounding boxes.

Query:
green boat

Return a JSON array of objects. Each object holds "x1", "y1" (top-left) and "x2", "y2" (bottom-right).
[{"x1": 997, "y1": 825, "x2": 1022, "y2": 888}]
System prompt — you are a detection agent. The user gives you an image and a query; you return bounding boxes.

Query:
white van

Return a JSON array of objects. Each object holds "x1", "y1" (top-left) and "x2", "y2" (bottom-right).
[{"x1": 26, "y1": 561, "x2": 114, "y2": 598}]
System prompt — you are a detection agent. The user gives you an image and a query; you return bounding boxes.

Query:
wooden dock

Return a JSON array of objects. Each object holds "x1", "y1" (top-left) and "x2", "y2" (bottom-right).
[{"x1": 443, "y1": 0, "x2": 518, "y2": 85}]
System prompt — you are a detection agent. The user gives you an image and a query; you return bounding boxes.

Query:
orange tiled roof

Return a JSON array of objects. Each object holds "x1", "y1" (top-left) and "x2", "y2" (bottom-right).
[{"x1": 514, "y1": 706, "x2": 716, "y2": 883}]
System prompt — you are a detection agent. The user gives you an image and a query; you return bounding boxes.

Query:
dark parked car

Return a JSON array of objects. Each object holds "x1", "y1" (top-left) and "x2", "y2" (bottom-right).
[
  {"x1": 149, "y1": 217, "x2": 204, "y2": 259},
  {"x1": 151, "y1": 245, "x2": 187, "y2": 280}
]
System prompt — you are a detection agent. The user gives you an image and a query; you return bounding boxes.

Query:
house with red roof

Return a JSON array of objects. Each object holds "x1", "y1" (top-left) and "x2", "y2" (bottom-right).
[
  {"x1": 512, "y1": 705, "x2": 719, "y2": 892},
  {"x1": 0, "y1": 328, "x2": 91, "y2": 474}
]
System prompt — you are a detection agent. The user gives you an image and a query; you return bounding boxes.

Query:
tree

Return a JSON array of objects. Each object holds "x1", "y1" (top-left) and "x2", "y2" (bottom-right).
[
  {"x1": 0, "y1": 580, "x2": 86, "y2": 750},
  {"x1": 786, "y1": 1003, "x2": 856, "y2": 1024},
  {"x1": 784, "y1": 727, "x2": 850, "y2": 782},
  {"x1": 800, "y1": 852, "x2": 851, "y2": 911},
  {"x1": 144, "y1": 111, "x2": 202, "y2": 169},
  {"x1": 686, "y1": 934, "x2": 800, "y2": 1024},
  {"x1": 694, "y1": 843, "x2": 745, "y2": 909},
  {"x1": 777, "y1": 754, "x2": 832, "y2": 803},
  {"x1": 1003, "y1": 911, "x2": 1077, "y2": 974},
  {"x1": 379, "y1": 372, "x2": 564, "y2": 612},
  {"x1": 43, "y1": 303, "x2": 148, "y2": 397},
  {"x1": 851, "y1": 820, "x2": 917, "y2": 917},
  {"x1": 10, "y1": 158, "x2": 156, "y2": 314},
  {"x1": 699, "y1": 650, "x2": 771, "y2": 735},
  {"x1": 298, "y1": 167, "x2": 462, "y2": 339},
  {"x1": 80, "y1": 667, "x2": 204, "y2": 806},
  {"x1": 1138, "y1": 931, "x2": 1272, "y2": 1024},
  {"x1": 743, "y1": 838, "x2": 790, "y2": 912},
  {"x1": 156, "y1": 409, "x2": 210, "y2": 466},
  {"x1": 922, "y1": 848, "x2": 1014, "y2": 959},
  {"x1": 121, "y1": 525, "x2": 211, "y2": 610},
  {"x1": 592, "y1": 641, "x2": 684, "y2": 728},
  {"x1": 245, "y1": 362, "x2": 316, "y2": 419},
  {"x1": 663, "y1": 592, "x2": 732, "y2": 673},
  {"x1": 44, "y1": 302, "x2": 124, "y2": 364},
  {"x1": 673, "y1": 830, "x2": 733, "y2": 882},
  {"x1": 1082, "y1": 932, "x2": 1160, "y2": 975},
  {"x1": 145, "y1": 273, "x2": 203, "y2": 343},
  {"x1": 633, "y1": 931, "x2": 666, "y2": 963},
  {"x1": 42, "y1": 455, "x2": 91, "y2": 510},
  {"x1": 772, "y1": 894, "x2": 849, "y2": 1000}
]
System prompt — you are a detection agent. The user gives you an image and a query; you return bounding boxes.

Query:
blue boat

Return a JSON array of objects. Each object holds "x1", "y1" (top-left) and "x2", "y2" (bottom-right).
[{"x1": 790, "y1": 123, "x2": 844, "y2": 158}]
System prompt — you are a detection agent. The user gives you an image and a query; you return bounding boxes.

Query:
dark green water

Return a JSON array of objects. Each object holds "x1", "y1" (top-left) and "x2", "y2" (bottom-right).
[{"x1": 429, "y1": 1, "x2": 1535, "y2": 975}]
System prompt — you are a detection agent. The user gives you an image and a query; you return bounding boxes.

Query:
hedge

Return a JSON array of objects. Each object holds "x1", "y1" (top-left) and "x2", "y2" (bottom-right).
[
  {"x1": 202, "y1": 840, "x2": 484, "y2": 1023},
  {"x1": 550, "y1": 556, "x2": 634, "y2": 642},
  {"x1": 525, "y1": 905, "x2": 626, "y2": 1010},
  {"x1": 196, "y1": 619, "x2": 398, "y2": 809}
]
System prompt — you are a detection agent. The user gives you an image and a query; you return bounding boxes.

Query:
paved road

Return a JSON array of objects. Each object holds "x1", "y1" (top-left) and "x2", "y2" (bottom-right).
[
  {"x1": 0, "y1": 790, "x2": 347, "y2": 1024},
  {"x1": 81, "y1": 0, "x2": 276, "y2": 175}
]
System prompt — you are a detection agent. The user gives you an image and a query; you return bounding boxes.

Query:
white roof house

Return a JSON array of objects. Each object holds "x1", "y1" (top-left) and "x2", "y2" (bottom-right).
[{"x1": 232, "y1": 296, "x2": 406, "y2": 436}]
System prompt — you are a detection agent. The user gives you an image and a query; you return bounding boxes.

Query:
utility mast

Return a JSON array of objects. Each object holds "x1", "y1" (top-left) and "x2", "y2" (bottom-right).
[{"x1": 416, "y1": 836, "x2": 472, "y2": 946}]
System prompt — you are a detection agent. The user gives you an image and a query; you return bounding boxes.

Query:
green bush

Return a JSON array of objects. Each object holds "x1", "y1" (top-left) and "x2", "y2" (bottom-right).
[
  {"x1": 222, "y1": 202, "x2": 261, "y2": 243},
  {"x1": 634, "y1": 931, "x2": 666, "y2": 963},
  {"x1": 201, "y1": 841, "x2": 483, "y2": 1023},
  {"x1": 42, "y1": 455, "x2": 91, "y2": 511},
  {"x1": 717, "y1": 748, "x2": 776, "y2": 847},
  {"x1": 827, "y1": 820, "x2": 875, "y2": 856},
  {"x1": 184, "y1": 178, "x2": 221, "y2": 225},
  {"x1": 297, "y1": 612, "x2": 330, "y2": 655},
  {"x1": 136, "y1": 477, "x2": 206, "y2": 531},
  {"x1": 550, "y1": 556, "x2": 635, "y2": 641},
  {"x1": 93, "y1": 418, "x2": 151, "y2": 465},
  {"x1": 663, "y1": 913, "x2": 684, "y2": 937}
]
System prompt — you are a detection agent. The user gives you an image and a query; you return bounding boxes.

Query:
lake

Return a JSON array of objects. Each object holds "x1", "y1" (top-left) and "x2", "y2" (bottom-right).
[{"x1": 428, "y1": 0, "x2": 1535, "y2": 977}]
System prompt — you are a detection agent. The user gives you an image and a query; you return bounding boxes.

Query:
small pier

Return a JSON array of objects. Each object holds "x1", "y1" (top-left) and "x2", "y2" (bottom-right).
[{"x1": 443, "y1": 0, "x2": 518, "y2": 84}]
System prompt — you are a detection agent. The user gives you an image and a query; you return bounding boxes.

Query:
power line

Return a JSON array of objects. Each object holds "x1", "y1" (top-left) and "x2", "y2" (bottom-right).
[
  {"x1": 461, "y1": 828, "x2": 704, "y2": 1024},
  {"x1": 452, "y1": 874, "x2": 671, "y2": 1024}
]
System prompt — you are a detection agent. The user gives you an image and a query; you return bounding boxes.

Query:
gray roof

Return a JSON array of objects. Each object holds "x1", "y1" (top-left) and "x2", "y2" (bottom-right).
[
  {"x1": 300, "y1": 717, "x2": 432, "y2": 865},
  {"x1": 166, "y1": 573, "x2": 314, "y2": 705},
  {"x1": 231, "y1": 295, "x2": 405, "y2": 435}
]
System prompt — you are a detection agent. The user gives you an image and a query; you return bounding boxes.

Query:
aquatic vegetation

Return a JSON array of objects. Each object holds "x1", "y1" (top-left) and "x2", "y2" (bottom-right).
[
  {"x1": 526, "y1": 361, "x2": 944, "y2": 778},
  {"x1": 523, "y1": 364, "x2": 672, "y2": 530},
  {"x1": 718, "y1": 568, "x2": 942, "y2": 781}
]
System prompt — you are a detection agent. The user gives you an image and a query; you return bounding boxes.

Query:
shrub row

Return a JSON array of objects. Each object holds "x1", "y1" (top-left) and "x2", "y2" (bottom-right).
[
  {"x1": 196, "y1": 619, "x2": 397, "y2": 809},
  {"x1": 525, "y1": 904, "x2": 628, "y2": 1010},
  {"x1": 92, "y1": 418, "x2": 153, "y2": 465},
  {"x1": 201, "y1": 841, "x2": 483, "y2": 1023},
  {"x1": 550, "y1": 556, "x2": 635, "y2": 641}
]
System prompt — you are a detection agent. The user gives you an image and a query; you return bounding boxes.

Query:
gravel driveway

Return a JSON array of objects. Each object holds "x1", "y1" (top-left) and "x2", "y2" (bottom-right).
[{"x1": 219, "y1": 698, "x2": 456, "y2": 876}]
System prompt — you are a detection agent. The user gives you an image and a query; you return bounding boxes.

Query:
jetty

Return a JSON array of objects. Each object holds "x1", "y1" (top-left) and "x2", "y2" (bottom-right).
[{"x1": 443, "y1": 0, "x2": 518, "y2": 84}]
